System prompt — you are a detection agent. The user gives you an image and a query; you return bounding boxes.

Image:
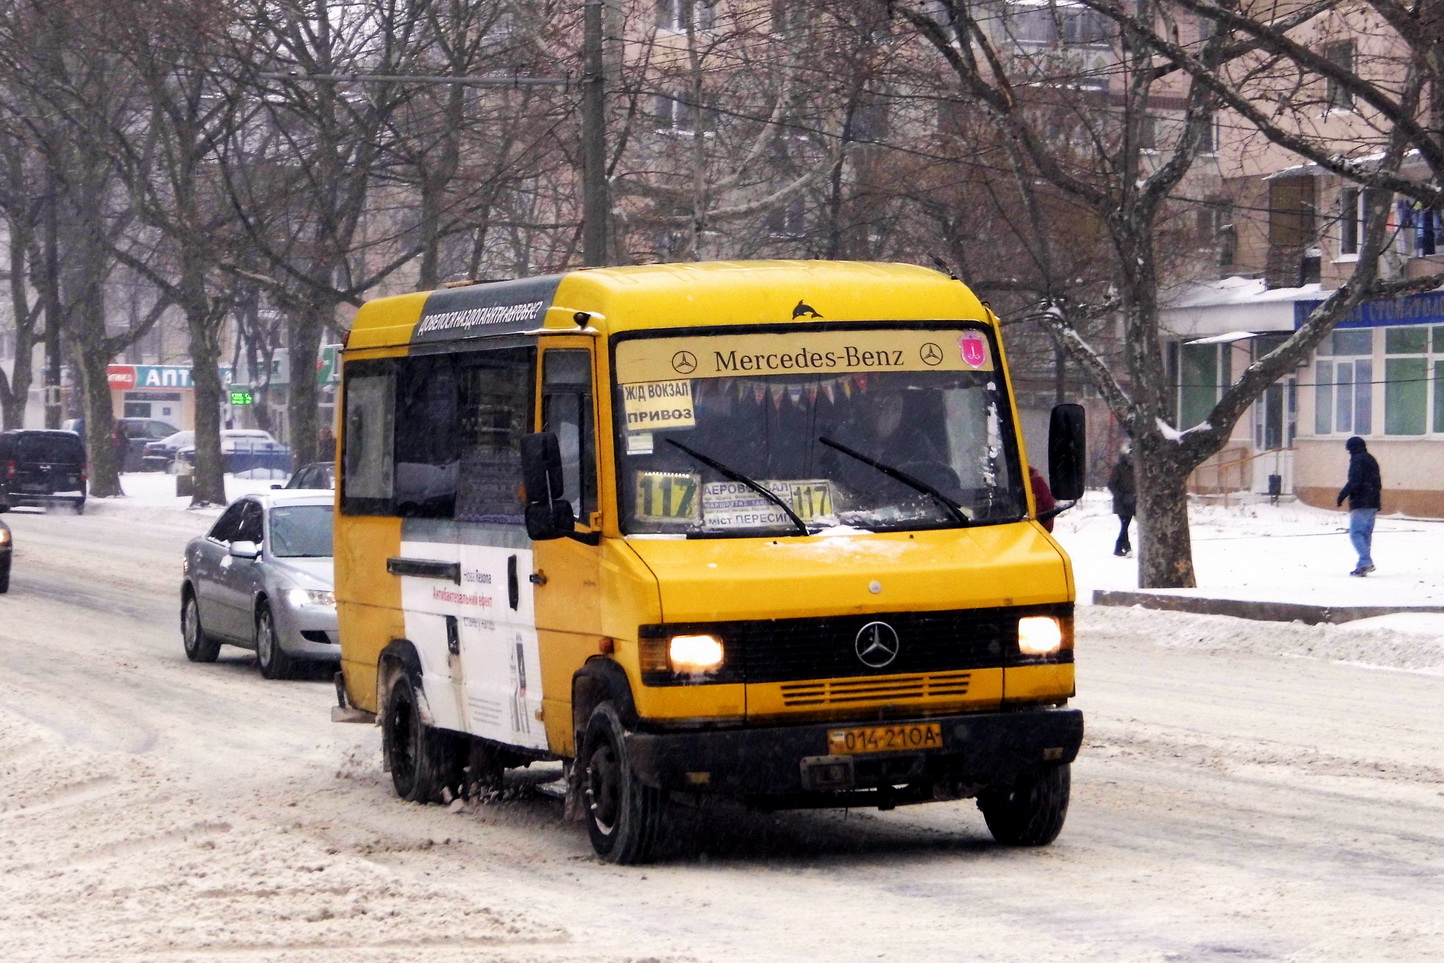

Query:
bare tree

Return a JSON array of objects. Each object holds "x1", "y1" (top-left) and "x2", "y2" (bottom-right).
[
  {"x1": 99, "y1": 0, "x2": 260, "y2": 506},
  {"x1": 0, "y1": 0, "x2": 170, "y2": 496},
  {"x1": 869, "y1": 0, "x2": 1395, "y2": 587},
  {"x1": 607, "y1": 0, "x2": 846, "y2": 262},
  {"x1": 0, "y1": 119, "x2": 47, "y2": 430},
  {"x1": 1057, "y1": 0, "x2": 1444, "y2": 567}
]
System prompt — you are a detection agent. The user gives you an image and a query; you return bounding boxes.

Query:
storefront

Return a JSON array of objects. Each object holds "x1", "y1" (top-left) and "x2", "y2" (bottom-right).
[
  {"x1": 1293, "y1": 291, "x2": 1444, "y2": 517},
  {"x1": 106, "y1": 364, "x2": 196, "y2": 431}
]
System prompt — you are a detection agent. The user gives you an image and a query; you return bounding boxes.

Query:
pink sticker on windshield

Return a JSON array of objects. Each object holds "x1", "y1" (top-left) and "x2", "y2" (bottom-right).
[{"x1": 959, "y1": 332, "x2": 987, "y2": 367}]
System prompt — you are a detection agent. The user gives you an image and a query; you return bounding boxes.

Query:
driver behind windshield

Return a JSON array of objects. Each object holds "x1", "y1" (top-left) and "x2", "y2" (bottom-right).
[{"x1": 615, "y1": 339, "x2": 1023, "y2": 535}]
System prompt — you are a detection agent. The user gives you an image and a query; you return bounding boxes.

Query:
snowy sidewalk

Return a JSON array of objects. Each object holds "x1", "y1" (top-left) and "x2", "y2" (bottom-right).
[{"x1": 1053, "y1": 494, "x2": 1444, "y2": 629}]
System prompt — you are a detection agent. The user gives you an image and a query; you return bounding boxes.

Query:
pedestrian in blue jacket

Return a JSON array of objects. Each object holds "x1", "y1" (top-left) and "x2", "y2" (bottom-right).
[{"x1": 1336, "y1": 436, "x2": 1381, "y2": 576}]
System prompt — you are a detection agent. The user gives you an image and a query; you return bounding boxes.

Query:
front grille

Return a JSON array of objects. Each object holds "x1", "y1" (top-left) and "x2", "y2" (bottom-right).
[
  {"x1": 779, "y1": 671, "x2": 972, "y2": 707},
  {"x1": 640, "y1": 602, "x2": 1070, "y2": 686}
]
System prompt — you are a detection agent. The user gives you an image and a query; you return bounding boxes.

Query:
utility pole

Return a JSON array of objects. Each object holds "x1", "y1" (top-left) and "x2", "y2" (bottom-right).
[{"x1": 582, "y1": 0, "x2": 609, "y2": 266}]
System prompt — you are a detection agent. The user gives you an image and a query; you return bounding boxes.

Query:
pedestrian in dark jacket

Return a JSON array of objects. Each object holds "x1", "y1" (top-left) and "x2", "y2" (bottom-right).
[
  {"x1": 1106, "y1": 445, "x2": 1136, "y2": 557},
  {"x1": 1336, "y1": 435, "x2": 1381, "y2": 576},
  {"x1": 112, "y1": 420, "x2": 129, "y2": 473}
]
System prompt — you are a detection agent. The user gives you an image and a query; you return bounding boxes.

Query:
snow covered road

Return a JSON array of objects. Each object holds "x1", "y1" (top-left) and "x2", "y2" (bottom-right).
[{"x1": 1, "y1": 501, "x2": 1442, "y2": 961}]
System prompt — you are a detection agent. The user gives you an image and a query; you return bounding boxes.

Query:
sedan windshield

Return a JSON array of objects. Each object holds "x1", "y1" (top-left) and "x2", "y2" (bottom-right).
[
  {"x1": 268, "y1": 505, "x2": 334, "y2": 557},
  {"x1": 613, "y1": 324, "x2": 1025, "y2": 536}
]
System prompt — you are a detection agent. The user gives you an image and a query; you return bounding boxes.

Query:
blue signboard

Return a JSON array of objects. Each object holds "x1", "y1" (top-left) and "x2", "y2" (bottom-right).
[{"x1": 1295, "y1": 289, "x2": 1444, "y2": 329}]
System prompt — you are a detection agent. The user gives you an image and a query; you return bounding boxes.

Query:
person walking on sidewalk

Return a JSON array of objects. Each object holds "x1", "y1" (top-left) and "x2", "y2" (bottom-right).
[
  {"x1": 1107, "y1": 445, "x2": 1136, "y2": 557},
  {"x1": 1336, "y1": 435, "x2": 1382, "y2": 576}
]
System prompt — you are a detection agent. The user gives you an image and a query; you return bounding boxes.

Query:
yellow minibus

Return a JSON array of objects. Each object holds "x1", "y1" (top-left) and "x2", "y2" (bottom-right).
[{"x1": 332, "y1": 260, "x2": 1085, "y2": 863}]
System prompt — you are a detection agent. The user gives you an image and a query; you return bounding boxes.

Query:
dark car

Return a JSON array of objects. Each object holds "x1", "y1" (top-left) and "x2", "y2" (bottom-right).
[
  {"x1": 0, "y1": 515, "x2": 11, "y2": 593},
  {"x1": 142, "y1": 430, "x2": 193, "y2": 473},
  {"x1": 118, "y1": 418, "x2": 180, "y2": 471},
  {"x1": 281, "y1": 461, "x2": 334, "y2": 490},
  {"x1": 0, "y1": 429, "x2": 87, "y2": 514}
]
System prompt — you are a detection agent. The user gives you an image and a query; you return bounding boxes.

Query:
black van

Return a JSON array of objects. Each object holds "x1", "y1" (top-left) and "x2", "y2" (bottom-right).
[{"x1": 0, "y1": 430, "x2": 88, "y2": 514}]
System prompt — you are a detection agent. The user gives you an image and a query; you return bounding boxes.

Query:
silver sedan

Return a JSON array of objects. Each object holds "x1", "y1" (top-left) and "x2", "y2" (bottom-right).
[{"x1": 180, "y1": 491, "x2": 338, "y2": 679}]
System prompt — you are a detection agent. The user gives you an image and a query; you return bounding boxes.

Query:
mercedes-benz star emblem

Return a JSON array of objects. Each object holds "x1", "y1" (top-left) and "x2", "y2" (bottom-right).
[
  {"x1": 854, "y1": 621, "x2": 901, "y2": 669},
  {"x1": 920, "y1": 342, "x2": 944, "y2": 366},
  {"x1": 671, "y1": 350, "x2": 697, "y2": 374}
]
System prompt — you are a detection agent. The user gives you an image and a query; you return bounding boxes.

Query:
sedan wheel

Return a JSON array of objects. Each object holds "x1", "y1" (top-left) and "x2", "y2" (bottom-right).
[
  {"x1": 255, "y1": 602, "x2": 295, "y2": 680},
  {"x1": 181, "y1": 592, "x2": 220, "y2": 663}
]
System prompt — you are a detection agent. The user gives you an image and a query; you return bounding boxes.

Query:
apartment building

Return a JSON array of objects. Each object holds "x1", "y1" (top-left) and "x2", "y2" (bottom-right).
[{"x1": 1161, "y1": 11, "x2": 1444, "y2": 516}]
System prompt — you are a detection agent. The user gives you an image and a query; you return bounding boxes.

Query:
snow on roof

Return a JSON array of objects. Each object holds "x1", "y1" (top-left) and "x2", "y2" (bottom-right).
[
  {"x1": 1165, "y1": 276, "x2": 1324, "y2": 310},
  {"x1": 1161, "y1": 277, "x2": 1325, "y2": 338}
]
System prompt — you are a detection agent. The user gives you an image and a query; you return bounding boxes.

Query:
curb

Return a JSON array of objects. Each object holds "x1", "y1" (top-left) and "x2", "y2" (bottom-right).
[{"x1": 1091, "y1": 589, "x2": 1444, "y2": 625}]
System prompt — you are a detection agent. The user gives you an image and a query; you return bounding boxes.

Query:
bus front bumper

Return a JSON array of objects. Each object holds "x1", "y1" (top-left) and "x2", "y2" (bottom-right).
[{"x1": 625, "y1": 707, "x2": 1083, "y2": 800}]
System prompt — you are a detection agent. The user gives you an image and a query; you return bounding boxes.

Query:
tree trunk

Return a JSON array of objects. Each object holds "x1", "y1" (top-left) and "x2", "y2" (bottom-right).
[
  {"x1": 287, "y1": 299, "x2": 327, "y2": 469},
  {"x1": 1135, "y1": 440, "x2": 1197, "y2": 588},
  {"x1": 185, "y1": 290, "x2": 227, "y2": 507},
  {"x1": 76, "y1": 351, "x2": 122, "y2": 498}
]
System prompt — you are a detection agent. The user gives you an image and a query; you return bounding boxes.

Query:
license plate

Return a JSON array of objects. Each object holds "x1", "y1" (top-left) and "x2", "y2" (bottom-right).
[{"x1": 827, "y1": 722, "x2": 943, "y2": 755}]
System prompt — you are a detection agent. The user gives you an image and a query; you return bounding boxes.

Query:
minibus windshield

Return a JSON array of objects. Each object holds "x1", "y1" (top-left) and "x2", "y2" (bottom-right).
[{"x1": 612, "y1": 324, "x2": 1025, "y2": 536}]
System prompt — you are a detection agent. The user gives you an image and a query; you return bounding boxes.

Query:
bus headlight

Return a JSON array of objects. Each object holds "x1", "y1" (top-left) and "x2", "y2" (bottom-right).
[
  {"x1": 669, "y1": 634, "x2": 724, "y2": 673},
  {"x1": 1018, "y1": 616, "x2": 1064, "y2": 656}
]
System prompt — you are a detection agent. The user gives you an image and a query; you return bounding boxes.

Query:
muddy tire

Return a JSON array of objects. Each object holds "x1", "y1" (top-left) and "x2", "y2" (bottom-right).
[
  {"x1": 383, "y1": 673, "x2": 455, "y2": 803},
  {"x1": 582, "y1": 702, "x2": 664, "y2": 864},
  {"x1": 977, "y1": 763, "x2": 1070, "y2": 846}
]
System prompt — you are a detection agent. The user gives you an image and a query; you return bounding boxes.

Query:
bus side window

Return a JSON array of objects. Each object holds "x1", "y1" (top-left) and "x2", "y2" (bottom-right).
[
  {"x1": 394, "y1": 355, "x2": 458, "y2": 518},
  {"x1": 541, "y1": 349, "x2": 595, "y2": 523},
  {"x1": 340, "y1": 366, "x2": 395, "y2": 515},
  {"x1": 455, "y1": 348, "x2": 534, "y2": 524}
]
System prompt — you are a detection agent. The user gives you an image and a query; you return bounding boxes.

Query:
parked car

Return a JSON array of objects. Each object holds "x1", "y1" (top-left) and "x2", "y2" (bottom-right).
[
  {"x1": 180, "y1": 490, "x2": 337, "y2": 679},
  {"x1": 118, "y1": 418, "x2": 180, "y2": 471},
  {"x1": 0, "y1": 429, "x2": 87, "y2": 514},
  {"x1": 142, "y1": 430, "x2": 194, "y2": 473},
  {"x1": 0, "y1": 515, "x2": 11, "y2": 593},
  {"x1": 175, "y1": 429, "x2": 291, "y2": 477},
  {"x1": 280, "y1": 461, "x2": 334, "y2": 490}
]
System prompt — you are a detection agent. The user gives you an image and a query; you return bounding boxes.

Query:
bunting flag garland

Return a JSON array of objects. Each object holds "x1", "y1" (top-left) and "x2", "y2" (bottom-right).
[{"x1": 713, "y1": 374, "x2": 880, "y2": 407}]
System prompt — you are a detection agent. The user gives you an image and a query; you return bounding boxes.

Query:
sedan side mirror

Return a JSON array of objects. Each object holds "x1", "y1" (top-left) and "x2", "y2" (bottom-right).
[
  {"x1": 1047, "y1": 403, "x2": 1086, "y2": 501},
  {"x1": 229, "y1": 540, "x2": 261, "y2": 560}
]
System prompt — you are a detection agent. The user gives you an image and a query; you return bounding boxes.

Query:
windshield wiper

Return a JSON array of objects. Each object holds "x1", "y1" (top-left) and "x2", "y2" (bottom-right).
[
  {"x1": 664, "y1": 438, "x2": 810, "y2": 536},
  {"x1": 818, "y1": 436, "x2": 970, "y2": 526}
]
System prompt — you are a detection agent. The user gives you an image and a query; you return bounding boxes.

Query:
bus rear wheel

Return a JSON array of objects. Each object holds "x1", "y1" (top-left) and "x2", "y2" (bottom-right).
[
  {"x1": 977, "y1": 763, "x2": 1071, "y2": 846},
  {"x1": 383, "y1": 674, "x2": 455, "y2": 803},
  {"x1": 583, "y1": 702, "x2": 664, "y2": 864}
]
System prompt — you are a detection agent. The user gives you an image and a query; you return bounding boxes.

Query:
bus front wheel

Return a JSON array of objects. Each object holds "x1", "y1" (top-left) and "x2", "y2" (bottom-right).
[
  {"x1": 383, "y1": 674, "x2": 454, "y2": 804},
  {"x1": 977, "y1": 763, "x2": 1071, "y2": 846},
  {"x1": 583, "y1": 703, "x2": 664, "y2": 864}
]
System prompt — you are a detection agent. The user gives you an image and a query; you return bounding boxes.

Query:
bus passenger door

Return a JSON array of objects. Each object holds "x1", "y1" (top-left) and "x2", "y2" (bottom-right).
[{"x1": 531, "y1": 344, "x2": 603, "y2": 755}]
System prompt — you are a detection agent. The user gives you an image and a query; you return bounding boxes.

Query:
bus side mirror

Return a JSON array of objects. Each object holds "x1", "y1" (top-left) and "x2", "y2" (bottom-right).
[
  {"x1": 1047, "y1": 403, "x2": 1086, "y2": 501},
  {"x1": 521, "y1": 432, "x2": 575, "y2": 541}
]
